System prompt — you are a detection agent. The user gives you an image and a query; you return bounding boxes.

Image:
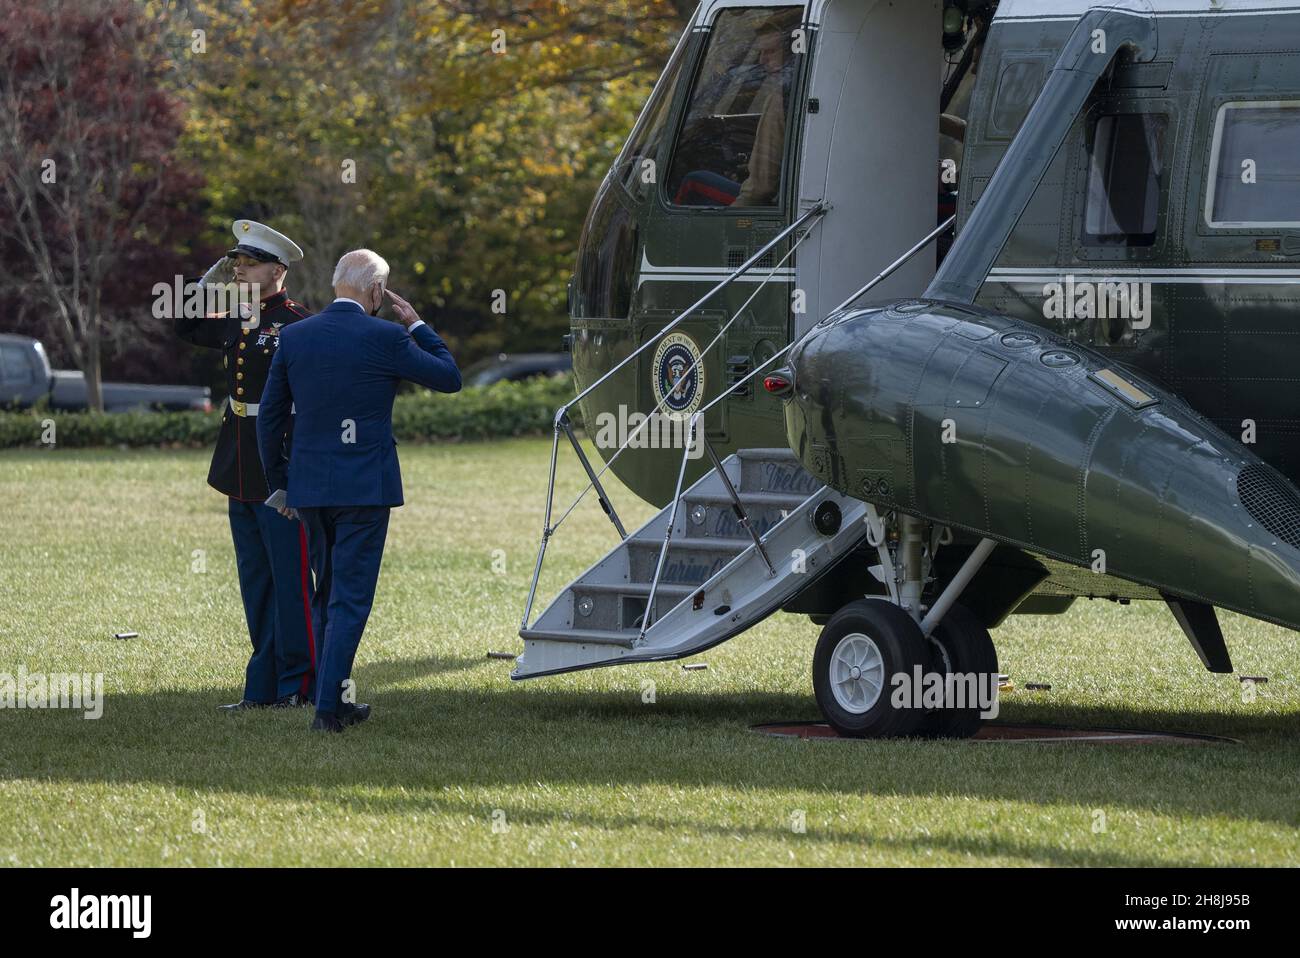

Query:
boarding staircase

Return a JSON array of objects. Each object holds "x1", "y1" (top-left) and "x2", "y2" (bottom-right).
[
  {"x1": 515, "y1": 448, "x2": 870, "y2": 678},
  {"x1": 515, "y1": 206, "x2": 955, "y2": 680}
]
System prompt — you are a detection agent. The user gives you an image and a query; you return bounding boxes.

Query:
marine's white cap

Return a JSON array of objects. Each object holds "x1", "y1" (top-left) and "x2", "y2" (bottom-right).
[{"x1": 227, "y1": 219, "x2": 304, "y2": 266}]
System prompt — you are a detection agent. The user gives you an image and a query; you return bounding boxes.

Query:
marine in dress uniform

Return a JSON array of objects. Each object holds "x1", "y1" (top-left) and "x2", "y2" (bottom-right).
[{"x1": 176, "y1": 220, "x2": 318, "y2": 710}]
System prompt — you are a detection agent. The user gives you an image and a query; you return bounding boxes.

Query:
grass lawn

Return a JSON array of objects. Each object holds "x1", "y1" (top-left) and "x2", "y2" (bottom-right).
[{"x1": 0, "y1": 437, "x2": 1297, "y2": 867}]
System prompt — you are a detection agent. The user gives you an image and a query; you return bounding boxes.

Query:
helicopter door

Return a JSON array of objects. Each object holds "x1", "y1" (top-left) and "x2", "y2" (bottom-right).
[
  {"x1": 636, "y1": 2, "x2": 808, "y2": 453},
  {"x1": 794, "y1": 0, "x2": 941, "y2": 334}
]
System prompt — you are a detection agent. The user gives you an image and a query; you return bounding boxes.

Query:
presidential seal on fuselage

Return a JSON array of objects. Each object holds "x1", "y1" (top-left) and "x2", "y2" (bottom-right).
[{"x1": 652, "y1": 331, "x2": 704, "y2": 419}]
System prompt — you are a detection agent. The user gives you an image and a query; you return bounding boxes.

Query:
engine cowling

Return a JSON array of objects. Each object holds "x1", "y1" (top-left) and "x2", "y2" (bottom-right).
[{"x1": 783, "y1": 299, "x2": 1300, "y2": 634}]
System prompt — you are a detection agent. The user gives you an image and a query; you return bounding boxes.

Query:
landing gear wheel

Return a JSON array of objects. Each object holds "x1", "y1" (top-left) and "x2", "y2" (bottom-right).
[
  {"x1": 813, "y1": 599, "x2": 929, "y2": 738},
  {"x1": 920, "y1": 602, "x2": 999, "y2": 739}
]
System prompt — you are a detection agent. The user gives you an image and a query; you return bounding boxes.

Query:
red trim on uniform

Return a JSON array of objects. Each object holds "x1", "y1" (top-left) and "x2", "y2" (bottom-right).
[
  {"x1": 298, "y1": 522, "x2": 317, "y2": 698},
  {"x1": 235, "y1": 416, "x2": 244, "y2": 499}
]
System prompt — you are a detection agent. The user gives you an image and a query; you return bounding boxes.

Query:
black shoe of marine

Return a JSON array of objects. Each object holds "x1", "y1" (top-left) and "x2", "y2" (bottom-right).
[{"x1": 338, "y1": 703, "x2": 371, "y2": 728}]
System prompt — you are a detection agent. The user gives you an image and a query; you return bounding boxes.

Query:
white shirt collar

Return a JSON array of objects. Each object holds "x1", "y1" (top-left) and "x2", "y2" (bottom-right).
[{"x1": 333, "y1": 296, "x2": 366, "y2": 310}]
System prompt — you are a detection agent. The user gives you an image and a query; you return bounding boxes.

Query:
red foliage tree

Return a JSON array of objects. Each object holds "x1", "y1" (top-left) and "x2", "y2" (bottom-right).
[{"x1": 0, "y1": 0, "x2": 211, "y2": 408}]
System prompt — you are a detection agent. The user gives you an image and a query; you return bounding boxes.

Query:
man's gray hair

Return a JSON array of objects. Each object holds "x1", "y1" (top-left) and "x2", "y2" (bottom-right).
[{"x1": 332, "y1": 249, "x2": 390, "y2": 292}]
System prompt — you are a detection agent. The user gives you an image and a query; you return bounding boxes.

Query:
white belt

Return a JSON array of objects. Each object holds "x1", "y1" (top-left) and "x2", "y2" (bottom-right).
[{"x1": 227, "y1": 401, "x2": 294, "y2": 418}]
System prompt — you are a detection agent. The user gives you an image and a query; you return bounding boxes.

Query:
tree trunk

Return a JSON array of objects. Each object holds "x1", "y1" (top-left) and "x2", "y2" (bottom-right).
[{"x1": 84, "y1": 323, "x2": 104, "y2": 413}]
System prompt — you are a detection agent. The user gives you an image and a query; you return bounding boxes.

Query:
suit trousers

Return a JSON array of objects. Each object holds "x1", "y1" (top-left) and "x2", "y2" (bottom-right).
[{"x1": 299, "y1": 505, "x2": 391, "y2": 715}]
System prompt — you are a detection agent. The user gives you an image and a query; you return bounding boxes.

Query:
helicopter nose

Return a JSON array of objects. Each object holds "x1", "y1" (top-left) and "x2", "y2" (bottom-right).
[{"x1": 783, "y1": 298, "x2": 1300, "y2": 635}]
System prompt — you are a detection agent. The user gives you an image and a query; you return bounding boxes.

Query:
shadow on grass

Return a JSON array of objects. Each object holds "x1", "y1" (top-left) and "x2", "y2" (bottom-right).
[
  {"x1": 354, "y1": 654, "x2": 485, "y2": 688},
  {"x1": 1, "y1": 657, "x2": 1297, "y2": 866}
]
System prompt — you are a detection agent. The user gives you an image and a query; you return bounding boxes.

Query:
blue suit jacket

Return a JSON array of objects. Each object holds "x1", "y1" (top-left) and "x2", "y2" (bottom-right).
[{"x1": 256, "y1": 301, "x2": 461, "y2": 507}]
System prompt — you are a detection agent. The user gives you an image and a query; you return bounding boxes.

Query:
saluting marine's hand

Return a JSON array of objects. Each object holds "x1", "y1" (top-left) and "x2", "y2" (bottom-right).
[
  {"x1": 385, "y1": 289, "x2": 421, "y2": 329},
  {"x1": 199, "y1": 256, "x2": 234, "y2": 288}
]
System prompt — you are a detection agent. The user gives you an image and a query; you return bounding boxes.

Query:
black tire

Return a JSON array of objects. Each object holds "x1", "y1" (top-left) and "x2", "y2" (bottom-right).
[
  {"x1": 919, "y1": 602, "x2": 999, "y2": 739},
  {"x1": 813, "y1": 599, "x2": 930, "y2": 738}
]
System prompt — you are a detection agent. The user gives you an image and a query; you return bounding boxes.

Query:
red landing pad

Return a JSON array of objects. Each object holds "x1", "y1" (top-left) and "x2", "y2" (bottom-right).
[{"x1": 750, "y1": 721, "x2": 1240, "y2": 745}]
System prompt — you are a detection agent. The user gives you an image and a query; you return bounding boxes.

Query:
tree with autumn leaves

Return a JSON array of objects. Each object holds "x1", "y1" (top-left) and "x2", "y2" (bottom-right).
[
  {"x1": 0, "y1": 0, "x2": 692, "y2": 403},
  {"x1": 168, "y1": 0, "x2": 690, "y2": 358},
  {"x1": 0, "y1": 0, "x2": 207, "y2": 411}
]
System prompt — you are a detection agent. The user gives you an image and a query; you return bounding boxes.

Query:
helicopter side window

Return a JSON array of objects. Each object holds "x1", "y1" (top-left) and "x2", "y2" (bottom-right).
[
  {"x1": 1083, "y1": 113, "x2": 1168, "y2": 247},
  {"x1": 665, "y1": 6, "x2": 803, "y2": 209},
  {"x1": 1206, "y1": 102, "x2": 1300, "y2": 227},
  {"x1": 573, "y1": 177, "x2": 637, "y2": 320}
]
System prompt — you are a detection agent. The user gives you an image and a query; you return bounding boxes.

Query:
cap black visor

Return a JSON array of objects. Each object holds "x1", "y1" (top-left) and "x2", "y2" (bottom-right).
[{"x1": 227, "y1": 244, "x2": 285, "y2": 266}]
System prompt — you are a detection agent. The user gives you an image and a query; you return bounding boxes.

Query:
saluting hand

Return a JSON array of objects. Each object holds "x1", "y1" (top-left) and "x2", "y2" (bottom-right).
[{"x1": 385, "y1": 289, "x2": 421, "y2": 329}]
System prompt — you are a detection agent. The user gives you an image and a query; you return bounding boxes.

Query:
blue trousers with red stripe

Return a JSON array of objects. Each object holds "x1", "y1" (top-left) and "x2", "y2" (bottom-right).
[{"x1": 228, "y1": 498, "x2": 317, "y2": 703}]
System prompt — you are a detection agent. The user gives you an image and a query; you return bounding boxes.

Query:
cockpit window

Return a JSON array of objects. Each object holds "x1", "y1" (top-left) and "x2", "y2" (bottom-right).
[
  {"x1": 617, "y1": 29, "x2": 691, "y2": 201},
  {"x1": 1083, "y1": 113, "x2": 1167, "y2": 247},
  {"x1": 1206, "y1": 101, "x2": 1300, "y2": 228},
  {"x1": 666, "y1": 6, "x2": 804, "y2": 208}
]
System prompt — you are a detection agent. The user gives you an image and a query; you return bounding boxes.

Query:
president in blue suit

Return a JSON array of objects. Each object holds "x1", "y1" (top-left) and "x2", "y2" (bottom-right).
[{"x1": 257, "y1": 249, "x2": 461, "y2": 732}]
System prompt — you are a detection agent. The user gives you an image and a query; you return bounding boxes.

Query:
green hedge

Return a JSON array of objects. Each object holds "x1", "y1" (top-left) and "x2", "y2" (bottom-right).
[{"x1": 0, "y1": 375, "x2": 580, "y2": 449}]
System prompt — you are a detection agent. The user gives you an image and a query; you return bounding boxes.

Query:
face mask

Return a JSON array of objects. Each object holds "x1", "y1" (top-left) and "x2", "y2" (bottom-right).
[{"x1": 370, "y1": 287, "x2": 384, "y2": 316}]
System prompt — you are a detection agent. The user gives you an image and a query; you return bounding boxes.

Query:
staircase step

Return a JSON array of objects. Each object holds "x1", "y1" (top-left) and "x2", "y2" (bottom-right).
[
  {"x1": 738, "y1": 451, "x2": 822, "y2": 497},
  {"x1": 639, "y1": 535, "x2": 752, "y2": 550},
  {"x1": 735, "y1": 447, "x2": 800, "y2": 461},
  {"x1": 687, "y1": 491, "x2": 808, "y2": 508},
  {"x1": 626, "y1": 536, "x2": 752, "y2": 585},
  {"x1": 577, "y1": 582, "x2": 695, "y2": 597},
  {"x1": 570, "y1": 581, "x2": 694, "y2": 630},
  {"x1": 680, "y1": 491, "x2": 804, "y2": 539},
  {"x1": 520, "y1": 626, "x2": 639, "y2": 648}
]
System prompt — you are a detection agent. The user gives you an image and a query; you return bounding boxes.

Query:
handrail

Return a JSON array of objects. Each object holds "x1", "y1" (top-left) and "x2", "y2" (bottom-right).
[
  {"x1": 694, "y1": 214, "x2": 956, "y2": 422},
  {"x1": 522, "y1": 209, "x2": 953, "y2": 635},
  {"x1": 636, "y1": 215, "x2": 957, "y2": 639},
  {"x1": 522, "y1": 207, "x2": 827, "y2": 631},
  {"x1": 639, "y1": 411, "x2": 778, "y2": 644},
  {"x1": 641, "y1": 412, "x2": 700, "y2": 644},
  {"x1": 548, "y1": 211, "x2": 824, "y2": 538},
  {"x1": 562, "y1": 201, "x2": 827, "y2": 416}
]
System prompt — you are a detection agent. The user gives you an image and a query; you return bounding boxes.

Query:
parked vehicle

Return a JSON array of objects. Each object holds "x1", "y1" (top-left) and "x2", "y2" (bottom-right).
[
  {"x1": 0, "y1": 334, "x2": 211, "y2": 412},
  {"x1": 463, "y1": 351, "x2": 572, "y2": 388}
]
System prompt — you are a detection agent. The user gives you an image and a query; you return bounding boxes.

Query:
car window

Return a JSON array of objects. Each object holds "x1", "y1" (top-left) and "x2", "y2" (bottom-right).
[{"x1": 1, "y1": 346, "x2": 31, "y2": 385}]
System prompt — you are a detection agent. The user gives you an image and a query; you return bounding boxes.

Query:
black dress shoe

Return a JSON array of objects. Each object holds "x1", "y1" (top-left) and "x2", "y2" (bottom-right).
[
  {"x1": 273, "y1": 693, "x2": 312, "y2": 709},
  {"x1": 310, "y1": 712, "x2": 344, "y2": 733},
  {"x1": 338, "y1": 703, "x2": 371, "y2": 728},
  {"x1": 218, "y1": 699, "x2": 270, "y2": 713}
]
